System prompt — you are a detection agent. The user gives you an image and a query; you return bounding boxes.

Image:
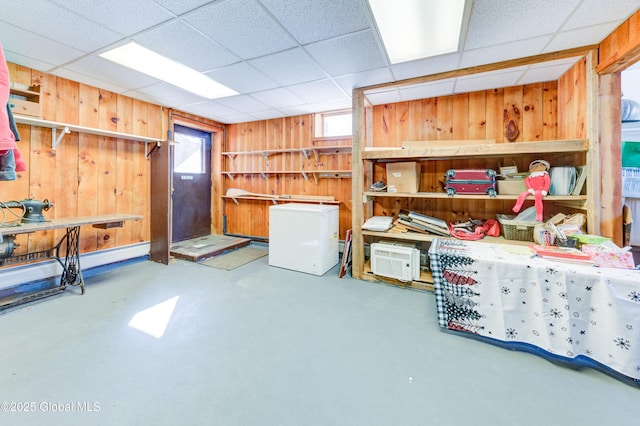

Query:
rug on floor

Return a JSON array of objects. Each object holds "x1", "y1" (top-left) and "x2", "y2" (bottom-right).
[{"x1": 199, "y1": 247, "x2": 268, "y2": 270}]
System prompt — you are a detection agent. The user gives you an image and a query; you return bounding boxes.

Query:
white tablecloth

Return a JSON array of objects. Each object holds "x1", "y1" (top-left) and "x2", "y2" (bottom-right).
[{"x1": 429, "y1": 238, "x2": 640, "y2": 383}]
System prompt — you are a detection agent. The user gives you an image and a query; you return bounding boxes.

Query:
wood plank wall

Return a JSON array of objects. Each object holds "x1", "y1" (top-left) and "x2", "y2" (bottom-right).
[
  {"x1": 2, "y1": 62, "x2": 165, "y2": 259},
  {"x1": 368, "y1": 60, "x2": 588, "y2": 224},
  {"x1": 224, "y1": 116, "x2": 352, "y2": 239}
]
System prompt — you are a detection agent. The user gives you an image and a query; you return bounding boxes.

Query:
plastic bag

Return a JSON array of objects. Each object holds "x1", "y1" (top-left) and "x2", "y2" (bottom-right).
[{"x1": 449, "y1": 219, "x2": 500, "y2": 240}]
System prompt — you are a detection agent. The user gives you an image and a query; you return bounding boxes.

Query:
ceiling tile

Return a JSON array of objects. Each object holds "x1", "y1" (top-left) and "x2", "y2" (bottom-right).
[
  {"x1": 460, "y1": 37, "x2": 552, "y2": 69},
  {"x1": 464, "y1": 0, "x2": 580, "y2": 50},
  {"x1": 249, "y1": 109, "x2": 287, "y2": 120},
  {"x1": 277, "y1": 104, "x2": 318, "y2": 116},
  {"x1": 206, "y1": 62, "x2": 279, "y2": 94},
  {"x1": 52, "y1": 68, "x2": 130, "y2": 94},
  {"x1": 333, "y1": 67, "x2": 395, "y2": 93},
  {"x1": 544, "y1": 23, "x2": 620, "y2": 53},
  {"x1": 3, "y1": 50, "x2": 57, "y2": 75},
  {"x1": 62, "y1": 56, "x2": 159, "y2": 90},
  {"x1": 390, "y1": 53, "x2": 461, "y2": 82},
  {"x1": 133, "y1": 81, "x2": 208, "y2": 107},
  {"x1": 0, "y1": 0, "x2": 122, "y2": 52},
  {"x1": 0, "y1": 22, "x2": 85, "y2": 69},
  {"x1": 305, "y1": 98, "x2": 353, "y2": 114},
  {"x1": 286, "y1": 79, "x2": 349, "y2": 104},
  {"x1": 563, "y1": 0, "x2": 640, "y2": 30},
  {"x1": 50, "y1": 0, "x2": 175, "y2": 35},
  {"x1": 215, "y1": 95, "x2": 269, "y2": 113},
  {"x1": 304, "y1": 29, "x2": 387, "y2": 77},
  {"x1": 250, "y1": 88, "x2": 305, "y2": 109},
  {"x1": 365, "y1": 89, "x2": 402, "y2": 106},
  {"x1": 179, "y1": 101, "x2": 242, "y2": 118},
  {"x1": 454, "y1": 68, "x2": 528, "y2": 93},
  {"x1": 134, "y1": 20, "x2": 240, "y2": 72},
  {"x1": 259, "y1": 0, "x2": 371, "y2": 44},
  {"x1": 183, "y1": 0, "x2": 297, "y2": 60},
  {"x1": 399, "y1": 81, "x2": 456, "y2": 102},
  {"x1": 218, "y1": 112, "x2": 258, "y2": 124},
  {"x1": 249, "y1": 48, "x2": 327, "y2": 86},
  {"x1": 517, "y1": 57, "x2": 582, "y2": 85},
  {"x1": 153, "y1": 0, "x2": 214, "y2": 15}
]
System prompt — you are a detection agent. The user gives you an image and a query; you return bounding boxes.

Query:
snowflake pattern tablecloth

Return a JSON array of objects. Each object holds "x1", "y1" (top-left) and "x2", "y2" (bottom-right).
[{"x1": 429, "y1": 238, "x2": 640, "y2": 382}]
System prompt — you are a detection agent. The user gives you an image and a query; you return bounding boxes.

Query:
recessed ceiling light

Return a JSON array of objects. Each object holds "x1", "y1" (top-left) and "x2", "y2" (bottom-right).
[
  {"x1": 100, "y1": 42, "x2": 238, "y2": 99},
  {"x1": 368, "y1": 0, "x2": 466, "y2": 64}
]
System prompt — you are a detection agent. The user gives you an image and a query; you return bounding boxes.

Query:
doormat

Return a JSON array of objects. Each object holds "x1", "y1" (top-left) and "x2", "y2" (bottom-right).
[{"x1": 199, "y1": 247, "x2": 268, "y2": 271}]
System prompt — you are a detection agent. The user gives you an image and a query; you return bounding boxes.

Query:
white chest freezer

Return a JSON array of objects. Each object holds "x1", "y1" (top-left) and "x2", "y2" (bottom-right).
[{"x1": 269, "y1": 203, "x2": 339, "y2": 276}]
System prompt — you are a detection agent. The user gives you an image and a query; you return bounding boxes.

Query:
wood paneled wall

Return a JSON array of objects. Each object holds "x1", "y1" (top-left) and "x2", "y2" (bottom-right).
[
  {"x1": 2, "y1": 62, "x2": 165, "y2": 258},
  {"x1": 368, "y1": 60, "x2": 588, "y2": 224},
  {"x1": 224, "y1": 116, "x2": 352, "y2": 239}
]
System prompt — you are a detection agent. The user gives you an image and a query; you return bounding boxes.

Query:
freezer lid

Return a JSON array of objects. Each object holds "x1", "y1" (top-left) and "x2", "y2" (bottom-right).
[{"x1": 269, "y1": 203, "x2": 338, "y2": 213}]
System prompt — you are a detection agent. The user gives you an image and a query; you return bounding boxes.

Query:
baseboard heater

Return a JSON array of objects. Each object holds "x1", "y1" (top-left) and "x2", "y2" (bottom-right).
[{"x1": 370, "y1": 240, "x2": 420, "y2": 282}]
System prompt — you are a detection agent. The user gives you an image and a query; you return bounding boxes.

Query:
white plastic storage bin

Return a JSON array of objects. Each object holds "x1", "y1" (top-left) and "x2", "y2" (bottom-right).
[{"x1": 269, "y1": 203, "x2": 339, "y2": 276}]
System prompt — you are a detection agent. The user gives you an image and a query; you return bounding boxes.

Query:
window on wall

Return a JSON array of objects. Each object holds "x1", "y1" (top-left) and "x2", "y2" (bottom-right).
[
  {"x1": 173, "y1": 132, "x2": 205, "y2": 173},
  {"x1": 315, "y1": 110, "x2": 352, "y2": 137}
]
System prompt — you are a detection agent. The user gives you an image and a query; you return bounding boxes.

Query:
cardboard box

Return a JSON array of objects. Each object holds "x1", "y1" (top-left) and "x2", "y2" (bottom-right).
[
  {"x1": 497, "y1": 173, "x2": 528, "y2": 195},
  {"x1": 386, "y1": 162, "x2": 420, "y2": 193}
]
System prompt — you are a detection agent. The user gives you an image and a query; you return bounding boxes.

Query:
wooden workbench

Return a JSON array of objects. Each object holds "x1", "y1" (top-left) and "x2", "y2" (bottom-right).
[{"x1": 0, "y1": 214, "x2": 143, "y2": 309}]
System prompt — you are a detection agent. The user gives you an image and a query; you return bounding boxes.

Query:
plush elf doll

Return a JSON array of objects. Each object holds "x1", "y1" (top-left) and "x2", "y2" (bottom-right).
[{"x1": 512, "y1": 159, "x2": 551, "y2": 222}]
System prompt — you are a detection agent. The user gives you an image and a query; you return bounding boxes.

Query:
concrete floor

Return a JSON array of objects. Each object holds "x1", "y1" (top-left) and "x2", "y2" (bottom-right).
[{"x1": 1, "y1": 248, "x2": 639, "y2": 426}]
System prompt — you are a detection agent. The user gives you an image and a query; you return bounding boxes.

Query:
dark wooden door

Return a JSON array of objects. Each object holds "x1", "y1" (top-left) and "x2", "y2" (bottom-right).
[
  {"x1": 149, "y1": 141, "x2": 171, "y2": 264},
  {"x1": 171, "y1": 125, "x2": 212, "y2": 242}
]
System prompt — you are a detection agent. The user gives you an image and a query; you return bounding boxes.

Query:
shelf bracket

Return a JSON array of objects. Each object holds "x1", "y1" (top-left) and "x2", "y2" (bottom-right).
[
  {"x1": 260, "y1": 172, "x2": 268, "y2": 180},
  {"x1": 301, "y1": 171, "x2": 309, "y2": 182},
  {"x1": 261, "y1": 152, "x2": 270, "y2": 159},
  {"x1": 51, "y1": 126, "x2": 71, "y2": 149},
  {"x1": 225, "y1": 173, "x2": 234, "y2": 180},
  {"x1": 145, "y1": 141, "x2": 161, "y2": 159},
  {"x1": 301, "y1": 149, "x2": 311, "y2": 160}
]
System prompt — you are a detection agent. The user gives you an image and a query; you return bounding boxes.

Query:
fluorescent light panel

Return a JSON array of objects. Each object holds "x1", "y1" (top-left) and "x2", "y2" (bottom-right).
[
  {"x1": 100, "y1": 42, "x2": 238, "y2": 99},
  {"x1": 369, "y1": 0, "x2": 466, "y2": 64}
]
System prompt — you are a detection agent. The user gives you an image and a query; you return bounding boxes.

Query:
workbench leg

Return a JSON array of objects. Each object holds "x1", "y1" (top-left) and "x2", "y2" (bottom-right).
[{"x1": 54, "y1": 226, "x2": 85, "y2": 294}]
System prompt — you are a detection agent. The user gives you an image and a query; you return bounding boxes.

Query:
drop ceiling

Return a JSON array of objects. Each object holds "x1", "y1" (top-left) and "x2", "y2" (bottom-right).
[{"x1": 1, "y1": 0, "x2": 638, "y2": 124}]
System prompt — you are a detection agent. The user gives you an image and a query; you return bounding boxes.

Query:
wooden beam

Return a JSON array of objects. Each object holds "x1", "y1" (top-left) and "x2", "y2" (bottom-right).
[
  {"x1": 351, "y1": 88, "x2": 366, "y2": 280},
  {"x1": 598, "y1": 72, "x2": 623, "y2": 244},
  {"x1": 360, "y1": 46, "x2": 598, "y2": 93},
  {"x1": 597, "y1": 9, "x2": 640, "y2": 74}
]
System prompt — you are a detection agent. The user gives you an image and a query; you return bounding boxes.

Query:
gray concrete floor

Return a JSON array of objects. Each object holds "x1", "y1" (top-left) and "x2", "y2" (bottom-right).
[{"x1": 1, "y1": 249, "x2": 639, "y2": 426}]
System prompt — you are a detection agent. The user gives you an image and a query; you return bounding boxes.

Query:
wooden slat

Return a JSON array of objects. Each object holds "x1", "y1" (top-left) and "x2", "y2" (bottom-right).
[
  {"x1": 97, "y1": 90, "x2": 118, "y2": 250},
  {"x1": 77, "y1": 85, "x2": 100, "y2": 252}
]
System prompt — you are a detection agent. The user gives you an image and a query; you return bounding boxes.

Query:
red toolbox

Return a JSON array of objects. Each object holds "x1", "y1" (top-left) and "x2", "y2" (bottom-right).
[{"x1": 445, "y1": 169, "x2": 497, "y2": 197}]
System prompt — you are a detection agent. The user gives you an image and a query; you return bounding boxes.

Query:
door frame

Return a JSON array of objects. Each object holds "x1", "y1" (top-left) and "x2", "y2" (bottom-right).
[{"x1": 149, "y1": 111, "x2": 225, "y2": 264}]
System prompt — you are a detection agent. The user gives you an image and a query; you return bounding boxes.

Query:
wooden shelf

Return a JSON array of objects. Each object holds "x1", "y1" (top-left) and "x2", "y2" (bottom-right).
[
  {"x1": 364, "y1": 191, "x2": 587, "y2": 202},
  {"x1": 223, "y1": 170, "x2": 351, "y2": 182},
  {"x1": 222, "y1": 195, "x2": 340, "y2": 205},
  {"x1": 223, "y1": 145, "x2": 351, "y2": 160},
  {"x1": 362, "y1": 260, "x2": 434, "y2": 291},
  {"x1": 13, "y1": 114, "x2": 163, "y2": 151},
  {"x1": 362, "y1": 139, "x2": 588, "y2": 160},
  {"x1": 362, "y1": 229, "x2": 532, "y2": 246}
]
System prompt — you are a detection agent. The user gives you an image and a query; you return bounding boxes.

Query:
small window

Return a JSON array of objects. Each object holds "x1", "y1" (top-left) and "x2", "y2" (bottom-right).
[
  {"x1": 315, "y1": 110, "x2": 352, "y2": 138},
  {"x1": 173, "y1": 133, "x2": 205, "y2": 173}
]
